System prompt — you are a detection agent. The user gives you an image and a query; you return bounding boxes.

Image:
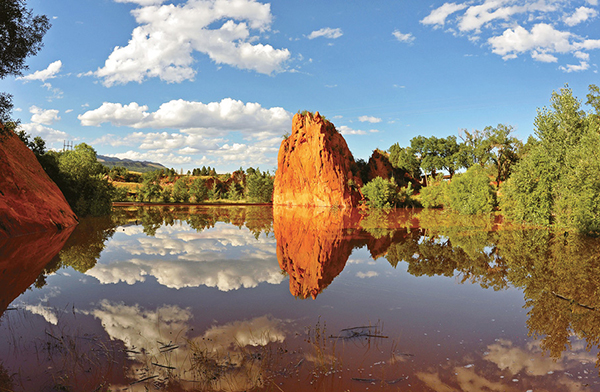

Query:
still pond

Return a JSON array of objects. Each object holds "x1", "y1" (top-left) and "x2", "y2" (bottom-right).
[{"x1": 1, "y1": 205, "x2": 600, "y2": 391}]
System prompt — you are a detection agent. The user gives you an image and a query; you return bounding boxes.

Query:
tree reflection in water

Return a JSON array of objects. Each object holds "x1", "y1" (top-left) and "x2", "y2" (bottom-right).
[{"x1": 3, "y1": 205, "x2": 600, "y2": 390}]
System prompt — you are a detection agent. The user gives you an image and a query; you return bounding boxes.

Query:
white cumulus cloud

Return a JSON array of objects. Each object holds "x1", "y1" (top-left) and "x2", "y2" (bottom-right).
[
  {"x1": 115, "y1": 0, "x2": 166, "y2": 5},
  {"x1": 488, "y1": 23, "x2": 573, "y2": 59},
  {"x1": 338, "y1": 125, "x2": 379, "y2": 136},
  {"x1": 420, "y1": 3, "x2": 468, "y2": 27},
  {"x1": 420, "y1": 1, "x2": 600, "y2": 71},
  {"x1": 79, "y1": 98, "x2": 291, "y2": 136},
  {"x1": 358, "y1": 115, "x2": 382, "y2": 123},
  {"x1": 392, "y1": 30, "x2": 415, "y2": 43},
  {"x1": 29, "y1": 106, "x2": 61, "y2": 125},
  {"x1": 95, "y1": 0, "x2": 290, "y2": 86},
  {"x1": 564, "y1": 6, "x2": 598, "y2": 26},
  {"x1": 307, "y1": 27, "x2": 343, "y2": 40},
  {"x1": 18, "y1": 60, "x2": 62, "y2": 82},
  {"x1": 356, "y1": 271, "x2": 379, "y2": 279},
  {"x1": 559, "y1": 60, "x2": 589, "y2": 72},
  {"x1": 86, "y1": 223, "x2": 283, "y2": 291}
]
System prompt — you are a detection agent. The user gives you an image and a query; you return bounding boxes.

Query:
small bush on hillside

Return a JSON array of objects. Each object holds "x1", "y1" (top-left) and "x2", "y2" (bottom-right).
[{"x1": 446, "y1": 165, "x2": 496, "y2": 214}]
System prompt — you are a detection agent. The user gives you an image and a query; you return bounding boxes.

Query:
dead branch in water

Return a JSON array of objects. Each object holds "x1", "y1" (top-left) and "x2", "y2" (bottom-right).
[{"x1": 552, "y1": 291, "x2": 596, "y2": 311}]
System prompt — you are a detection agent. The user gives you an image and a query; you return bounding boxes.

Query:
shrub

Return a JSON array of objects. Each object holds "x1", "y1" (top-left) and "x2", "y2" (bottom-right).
[
  {"x1": 419, "y1": 175, "x2": 448, "y2": 208},
  {"x1": 361, "y1": 177, "x2": 398, "y2": 209},
  {"x1": 446, "y1": 165, "x2": 495, "y2": 214},
  {"x1": 397, "y1": 183, "x2": 419, "y2": 207},
  {"x1": 500, "y1": 145, "x2": 554, "y2": 225},
  {"x1": 554, "y1": 130, "x2": 600, "y2": 234}
]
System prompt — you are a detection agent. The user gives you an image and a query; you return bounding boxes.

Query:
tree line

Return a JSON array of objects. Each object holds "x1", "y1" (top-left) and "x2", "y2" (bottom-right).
[
  {"x1": 361, "y1": 84, "x2": 600, "y2": 236},
  {"x1": 128, "y1": 166, "x2": 274, "y2": 204},
  {"x1": 12, "y1": 128, "x2": 275, "y2": 216}
]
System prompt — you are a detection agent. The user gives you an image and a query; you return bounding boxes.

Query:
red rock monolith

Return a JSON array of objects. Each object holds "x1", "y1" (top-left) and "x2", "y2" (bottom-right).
[{"x1": 273, "y1": 112, "x2": 362, "y2": 207}]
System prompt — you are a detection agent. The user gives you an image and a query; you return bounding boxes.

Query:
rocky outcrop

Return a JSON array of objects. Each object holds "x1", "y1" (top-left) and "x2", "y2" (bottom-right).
[
  {"x1": 367, "y1": 149, "x2": 420, "y2": 188},
  {"x1": 0, "y1": 130, "x2": 78, "y2": 238},
  {"x1": 274, "y1": 206, "x2": 363, "y2": 299},
  {"x1": 273, "y1": 112, "x2": 362, "y2": 208}
]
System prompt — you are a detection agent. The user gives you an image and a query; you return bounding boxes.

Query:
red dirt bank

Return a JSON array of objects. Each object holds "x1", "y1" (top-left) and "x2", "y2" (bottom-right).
[{"x1": 0, "y1": 130, "x2": 78, "y2": 238}]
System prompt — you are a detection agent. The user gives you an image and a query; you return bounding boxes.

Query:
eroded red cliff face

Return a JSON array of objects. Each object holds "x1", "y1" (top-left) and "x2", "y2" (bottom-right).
[
  {"x1": 274, "y1": 206, "x2": 362, "y2": 299},
  {"x1": 273, "y1": 112, "x2": 362, "y2": 208},
  {"x1": 0, "y1": 130, "x2": 78, "y2": 238},
  {"x1": 367, "y1": 149, "x2": 421, "y2": 188}
]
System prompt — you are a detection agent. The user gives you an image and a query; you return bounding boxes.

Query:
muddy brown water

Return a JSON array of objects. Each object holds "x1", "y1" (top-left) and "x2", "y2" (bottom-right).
[{"x1": 1, "y1": 205, "x2": 599, "y2": 391}]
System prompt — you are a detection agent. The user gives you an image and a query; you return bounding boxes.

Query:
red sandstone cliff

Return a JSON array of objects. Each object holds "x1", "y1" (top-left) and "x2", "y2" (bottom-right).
[
  {"x1": 274, "y1": 206, "x2": 363, "y2": 299},
  {"x1": 367, "y1": 149, "x2": 421, "y2": 189},
  {"x1": 273, "y1": 112, "x2": 362, "y2": 207},
  {"x1": 0, "y1": 130, "x2": 78, "y2": 238}
]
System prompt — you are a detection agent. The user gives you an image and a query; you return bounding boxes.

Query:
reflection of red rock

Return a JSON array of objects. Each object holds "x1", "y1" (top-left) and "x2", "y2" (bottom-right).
[
  {"x1": 274, "y1": 206, "x2": 362, "y2": 299},
  {"x1": 0, "y1": 130, "x2": 78, "y2": 238},
  {"x1": 273, "y1": 112, "x2": 362, "y2": 208},
  {"x1": 0, "y1": 226, "x2": 75, "y2": 315}
]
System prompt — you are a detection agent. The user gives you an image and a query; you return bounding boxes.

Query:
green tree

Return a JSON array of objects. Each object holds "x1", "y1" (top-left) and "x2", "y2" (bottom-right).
[
  {"x1": 139, "y1": 170, "x2": 162, "y2": 202},
  {"x1": 0, "y1": 0, "x2": 50, "y2": 128},
  {"x1": 419, "y1": 174, "x2": 448, "y2": 208},
  {"x1": 227, "y1": 181, "x2": 243, "y2": 201},
  {"x1": 501, "y1": 85, "x2": 593, "y2": 230},
  {"x1": 108, "y1": 165, "x2": 129, "y2": 181},
  {"x1": 555, "y1": 129, "x2": 600, "y2": 234},
  {"x1": 446, "y1": 165, "x2": 495, "y2": 214},
  {"x1": 410, "y1": 135, "x2": 461, "y2": 180},
  {"x1": 54, "y1": 143, "x2": 114, "y2": 216},
  {"x1": 246, "y1": 169, "x2": 274, "y2": 203},
  {"x1": 458, "y1": 128, "x2": 493, "y2": 169},
  {"x1": 207, "y1": 182, "x2": 221, "y2": 201},
  {"x1": 190, "y1": 178, "x2": 208, "y2": 202},
  {"x1": 160, "y1": 186, "x2": 172, "y2": 203},
  {"x1": 487, "y1": 124, "x2": 522, "y2": 185},
  {"x1": 172, "y1": 177, "x2": 190, "y2": 203},
  {"x1": 501, "y1": 146, "x2": 554, "y2": 225},
  {"x1": 388, "y1": 143, "x2": 421, "y2": 179}
]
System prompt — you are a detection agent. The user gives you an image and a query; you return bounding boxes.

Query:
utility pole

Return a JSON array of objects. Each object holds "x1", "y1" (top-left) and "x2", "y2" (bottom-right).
[{"x1": 63, "y1": 140, "x2": 73, "y2": 152}]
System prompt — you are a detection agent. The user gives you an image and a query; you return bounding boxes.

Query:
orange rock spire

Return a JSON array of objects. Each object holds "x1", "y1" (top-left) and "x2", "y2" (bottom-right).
[{"x1": 273, "y1": 111, "x2": 362, "y2": 208}]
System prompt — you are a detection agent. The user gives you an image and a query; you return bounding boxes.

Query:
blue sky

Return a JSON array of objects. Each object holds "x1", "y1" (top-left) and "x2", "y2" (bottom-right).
[{"x1": 3, "y1": 0, "x2": 600, "y2": 172}]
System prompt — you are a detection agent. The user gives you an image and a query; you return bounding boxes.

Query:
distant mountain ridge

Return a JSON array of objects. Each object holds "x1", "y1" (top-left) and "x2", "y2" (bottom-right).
[{"x1": 97, "y1": 155, "x2": 167, "y2": 173}]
